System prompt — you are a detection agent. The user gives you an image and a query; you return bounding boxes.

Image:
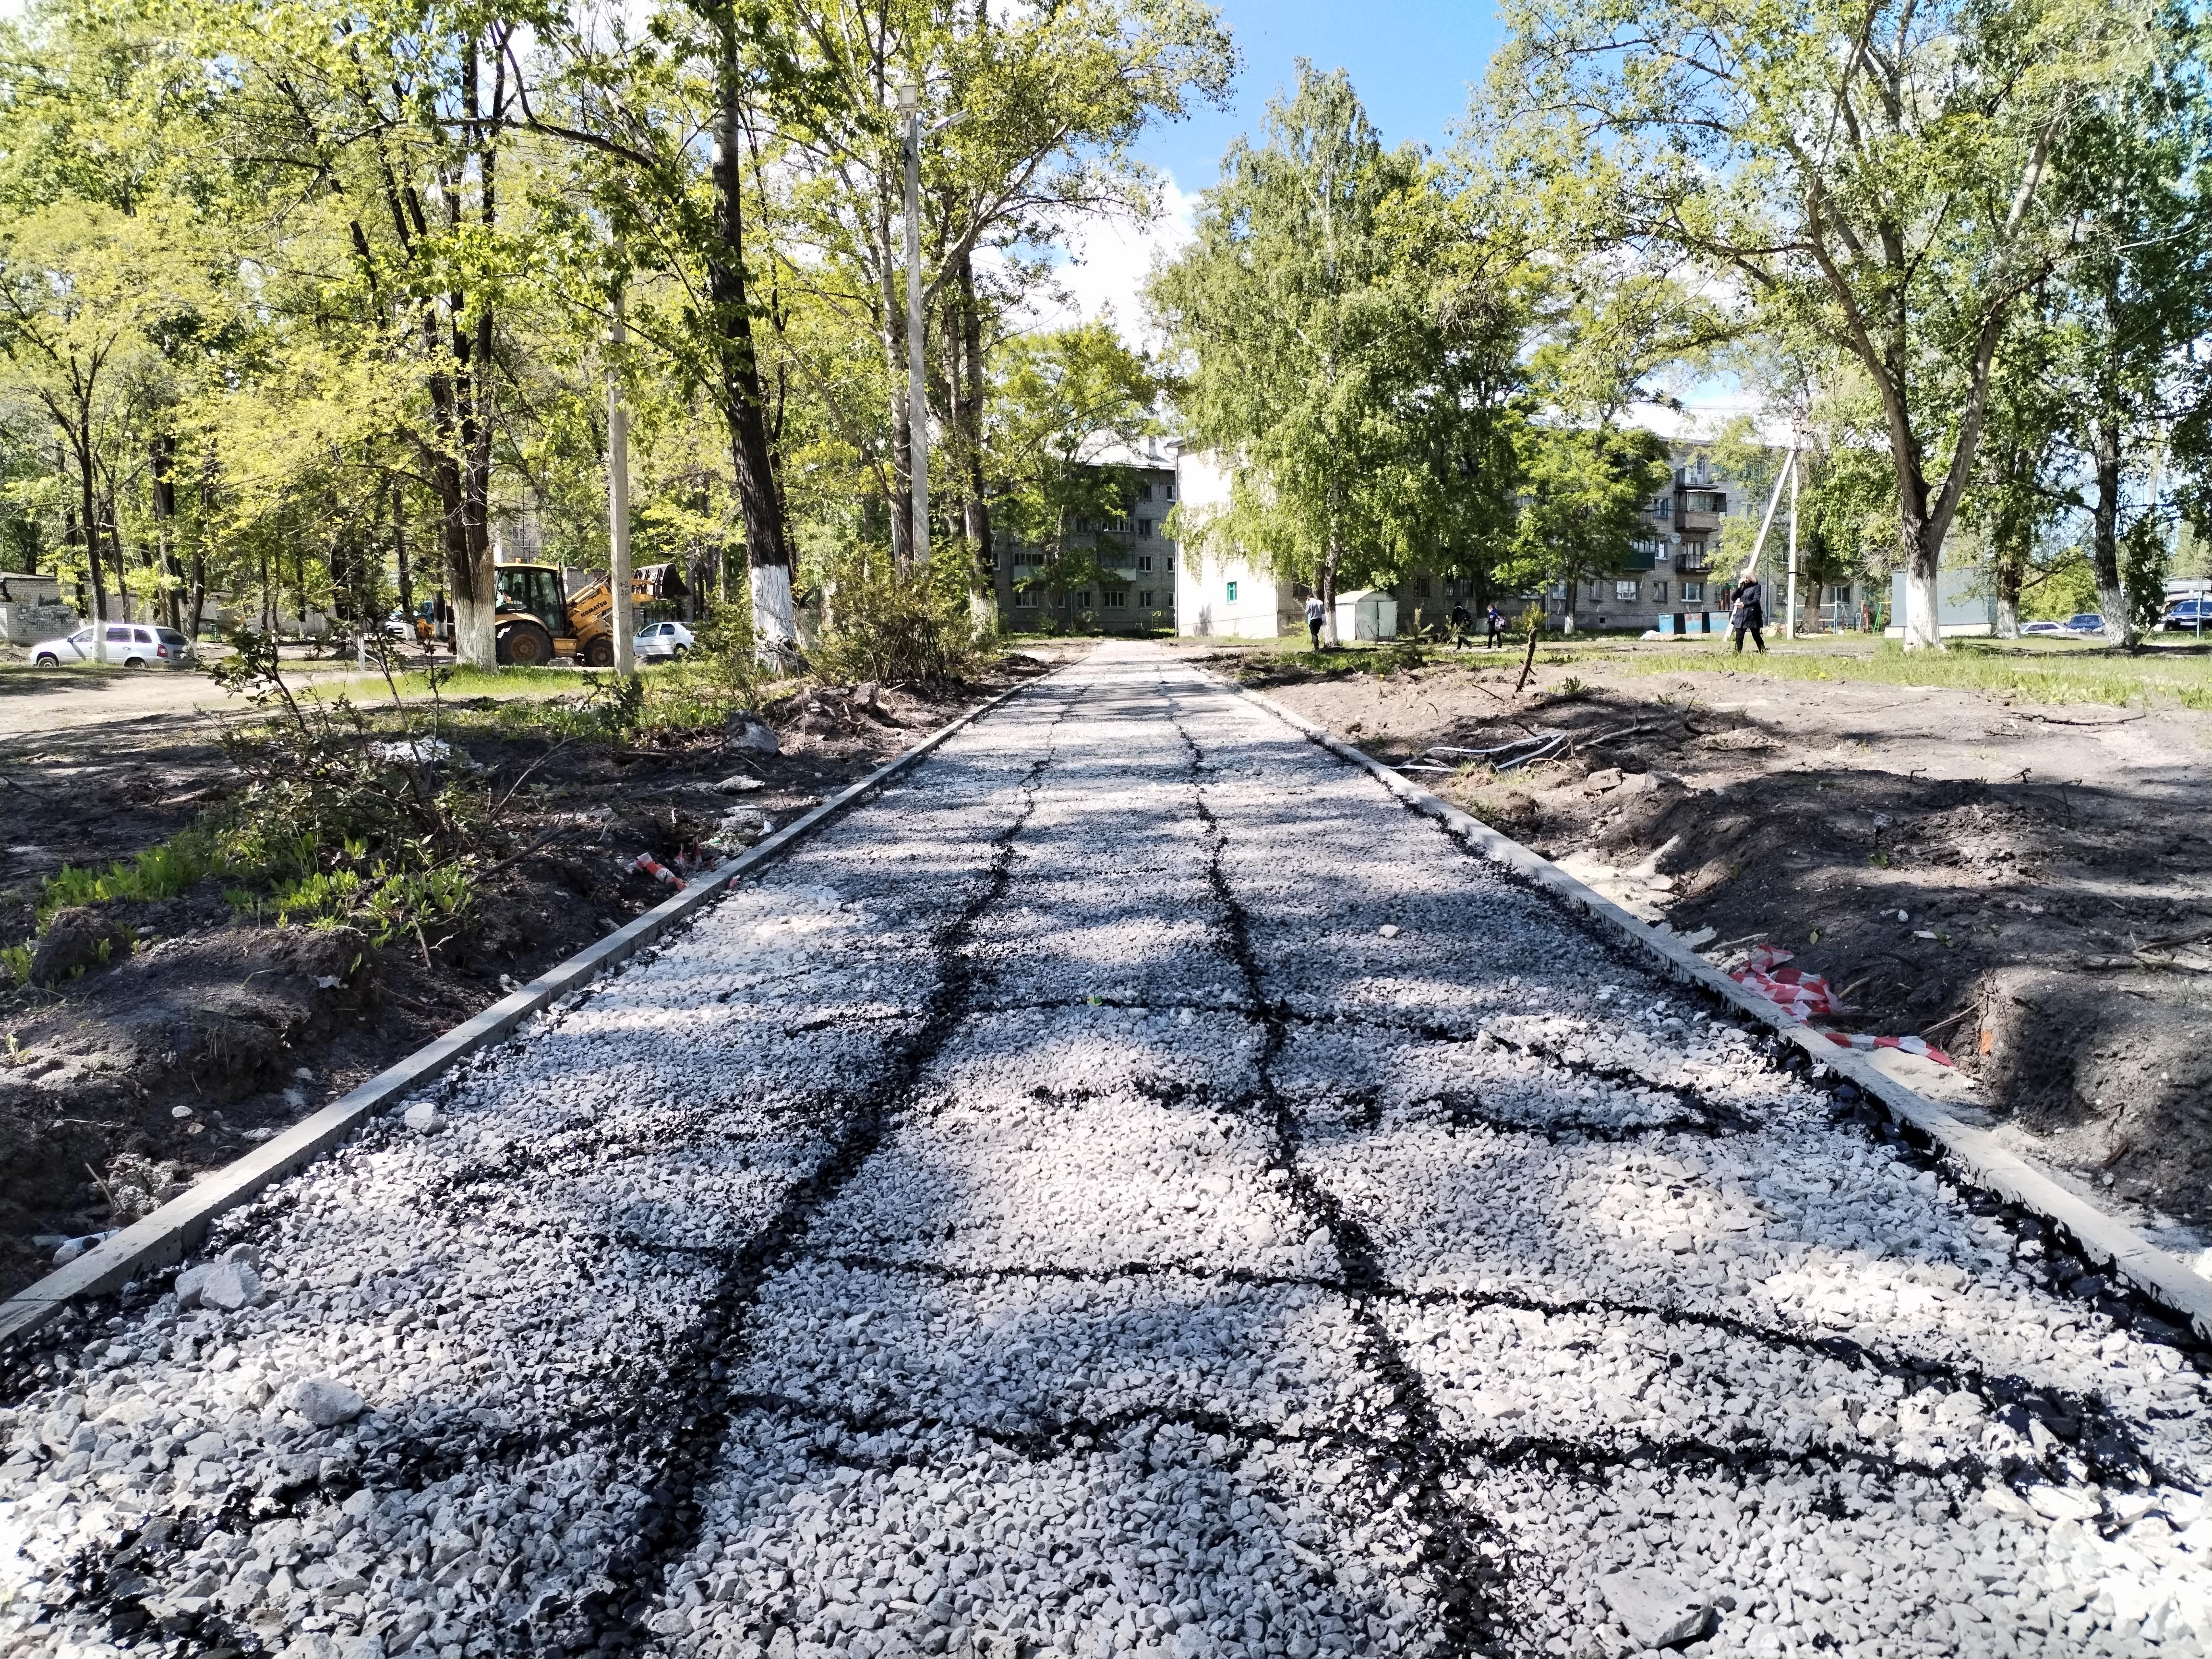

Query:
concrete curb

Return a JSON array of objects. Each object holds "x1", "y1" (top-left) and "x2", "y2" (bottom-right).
[
  {"x1": 0, "y1": 670, "x2": 1046, "y2": 1350},
  {"x1": 1221, "y1": 673, "x2": 2212, "y2": 1342}
]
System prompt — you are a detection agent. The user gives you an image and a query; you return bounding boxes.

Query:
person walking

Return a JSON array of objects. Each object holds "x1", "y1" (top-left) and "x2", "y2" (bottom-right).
[
  {"x1": 1730, "y1": 575, "x2": 1767, "y2": 654},
  {"x1": 1485, "y1": 603, "x2": 1505, "y2": 649},
  {"x1": 1449, "y1": 597, "x2": 1471, "y2": 648},
  {"x1": 1304, "y1": 591, "x2": 1326, "y2": 649}
]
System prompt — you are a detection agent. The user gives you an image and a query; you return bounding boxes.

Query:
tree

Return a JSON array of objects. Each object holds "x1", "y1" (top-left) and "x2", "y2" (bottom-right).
[
  {"x1": 1488, "y1": 0, "x2": 2151, "y2": 647},
  {"x1": 1153, "y1": 64, "x2": 1510, "y2": 644},
  {"x1": 1501, "y1": 421, "x2": 1671, "y2": 632},
  {"x1": 766, "y1": 0, "x2": 1231, "y2": 585},
  {"x1": 987, "y1": 321, "x2": 1157, "y2": 625},
  {"x1": 2039, "y1": 53, "x2": 2212, "y2": 648},
  {"x1": 0, "y1": 201, "x2": 196, "y2": 621}
]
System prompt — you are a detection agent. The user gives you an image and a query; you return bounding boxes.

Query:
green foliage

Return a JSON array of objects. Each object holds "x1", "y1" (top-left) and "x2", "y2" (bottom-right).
[
  {"x1": 1484, "y1": 0, "x2": 2157, "y2": 647},
  {"x1": 990, "y1": 323, "x2": 1162, "y2": 621},
  {"x1": 1153, "y1": 64, "x2": 1529, "y2": 625},
  {"x1": 0, "y1": 942, "x2": 32, "y2": 988},
  {"x1": 1502, "y1": 423, "x2": 1672, "y2": 608},
  {"x1": 813, "y1": 541, "x2": 988, "y2": 687},
  {"x1": 39, "y1": 832, "x2": 216, "y2": 921}
]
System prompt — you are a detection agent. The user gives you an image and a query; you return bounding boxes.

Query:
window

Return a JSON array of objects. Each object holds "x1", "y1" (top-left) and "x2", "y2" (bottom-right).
[
  {"x1": 1105, "y1": 590, "x2": 1129, "y2": 608},
  {"x1": 1074, "y1": 590, "x2": 1093, "y2": 608},
  {"x1": 1652, "y1": 582, "x2": 1668, "y2": 603},
  {"x1": 1135, "y1": 482, "x2": 1153, "y2": 502},
  {"x1": 1586, "y1": 582, "x2": 1604, "y2": 602},
  {"x1": 1105, "y1": 514, "x2": 1130, "y2": 533},
  {"x1": 1137, "y1": 519, "x2": 1154, "y2": 539},
  {"x1": 106, "y1": 625, "x2": 130, "y2": 641},
  {"x1": 1683, "y1": 582, "x2": 1703, "y2": 603},
  {"x1": 1615, "y1": 580, "x2": 1639, "y2": 601},
  {"x1": 133, "y1": 628, "x2": 155, "y2": 643},
  {"x1": 1226, "y1": 580, "x2": 1239, "y2": 602},
  {"x1": 495, "y1": 566, "x2": 565, "y2": 622},
  {"x1": 1653, "y1": 496, "x2": 1671, "y2": 520},
  {"x1": 1015, "y1": 593, "x2": 1039, "y2": 609},
  {"x1": 1139, "y1": 590, "x2": 1153, "y2": 608},
  {"x1": 1679, "y1": 541, "x2": 1708, "y2": 570},
  {"x1": 1136, "y1": 554, "x2": 1152, "y2": 572},
  {"x1": 1415, "y1": 577, "x2": 1432, "y2": 599},
  {"x1": 157, "y1": 629, "x2": 186, "y2": 645}
]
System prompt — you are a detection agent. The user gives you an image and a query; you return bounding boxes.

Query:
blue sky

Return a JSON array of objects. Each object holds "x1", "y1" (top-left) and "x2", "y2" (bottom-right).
[
  {"x1": 1045, "y1": 0, "x2": 1508, "y2": 339},
  {"x1": 1137, "y1": 0, "x2": 1506, "y2": 188}
]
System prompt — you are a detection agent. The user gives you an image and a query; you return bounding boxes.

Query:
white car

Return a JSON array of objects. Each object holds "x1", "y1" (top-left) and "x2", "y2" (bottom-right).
[
  {"x1": 634, "y1": 621, "x2": 695, "y2": 661},
  {"x1": 2019, "y1": 620, "x2": 2067, "y2": 636},
  {"x1": 32, "y1": 622, "x2": 196, "y2": 668}
]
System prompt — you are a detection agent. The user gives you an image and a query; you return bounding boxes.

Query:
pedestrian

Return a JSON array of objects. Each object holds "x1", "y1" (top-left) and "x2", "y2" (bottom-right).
[
  {"x1": 1449, "y1": 597, "x2": 1471, "y2": 648},
  {"x1": 1486, "y1": 604, "x2": 1505, "y2": 649},
  {"x1": 1859, "y1": 596, "x2": 1874, "y2": 634},
  {"x1": 1730, "y1": 575, "x2": 1767, "y2": 654},
  {"x1": 1304, "y1": 591, "x2": 1326, "y2": 649}
]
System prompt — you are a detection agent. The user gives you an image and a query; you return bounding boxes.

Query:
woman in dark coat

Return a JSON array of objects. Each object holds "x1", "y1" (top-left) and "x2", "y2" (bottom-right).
[{"x1": 1730, "y1": 576, "x2": 1767, "y2": 654}]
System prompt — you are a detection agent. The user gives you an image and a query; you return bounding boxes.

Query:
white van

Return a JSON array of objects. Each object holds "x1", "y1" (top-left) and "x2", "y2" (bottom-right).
[{"x1": 31, "y1": 622, "x2": 196, "y2": 668}]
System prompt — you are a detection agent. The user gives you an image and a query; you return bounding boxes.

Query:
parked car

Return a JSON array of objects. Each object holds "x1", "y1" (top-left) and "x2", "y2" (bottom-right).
[
  {"x1": 633, "y1": 620, "x2": 695, "y2": 661},
  {"x1": 2064, "y1": 612, "x2": 2106, "y2": 635},
  {"x1": 31, "y1": 622, "x2": 196, "y2": 668},
  {"x1": 2019, "y1": 620, "x2": 2067, "y2": 636},
  {"x1": 2164, "y1": 597, "x2": 2212, "y2": 629}
]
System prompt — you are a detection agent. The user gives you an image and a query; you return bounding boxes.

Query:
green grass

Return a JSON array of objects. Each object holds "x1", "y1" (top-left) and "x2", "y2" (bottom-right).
[
  {"x1": 1537, "y1": 635, "x2": 2212, "y2": 709},
  {"x1": 1209, "y1": 626, "x2": 2212, "y2": 708},
  {"x1": 295, "y1": 662, "x2": 586, "y2": 705}
]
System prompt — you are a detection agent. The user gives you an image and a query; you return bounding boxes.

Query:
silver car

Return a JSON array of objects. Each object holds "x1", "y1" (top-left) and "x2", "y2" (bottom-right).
[
  {"x1": 32, "y1": 622, "x2": 196, "y2": 668},
  {"x1": 633, "y1": 621, "x2": 695, "y2": 661}
]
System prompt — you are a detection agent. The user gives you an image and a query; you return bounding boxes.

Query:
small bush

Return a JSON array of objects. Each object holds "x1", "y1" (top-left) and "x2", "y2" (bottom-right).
[{"x1": 814, "y1": 542, "x2": 989, "y2": 687}]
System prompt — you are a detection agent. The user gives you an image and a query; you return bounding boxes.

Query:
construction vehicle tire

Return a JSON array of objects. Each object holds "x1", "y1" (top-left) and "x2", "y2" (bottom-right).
[
  {"x1": 582, "y1": 635, "x2": 614, "y2": 667},
  {"x1": 497, "y1": 621, "x2": 556, "y2": 667}
]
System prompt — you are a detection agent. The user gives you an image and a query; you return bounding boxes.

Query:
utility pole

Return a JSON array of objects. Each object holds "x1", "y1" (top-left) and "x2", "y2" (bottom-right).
[
  {"x1": 899, "y1": 83, "x2": 931, "y2": 572},
  {"x1": 608, "y1": 289, "x2": 635, "y2": 675},
  {"x1": 1784, "y1": 448, "x2": 1801, "y2": 640}
]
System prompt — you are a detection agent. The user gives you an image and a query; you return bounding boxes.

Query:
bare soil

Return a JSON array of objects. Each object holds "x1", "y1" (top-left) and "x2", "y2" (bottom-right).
[
  {"x1": 0, "y1": 653, "x2": 1062, "y2": 1300},
  {"x1": 1213, "y1": 642, "x2": 2212, "y2": 1257}
]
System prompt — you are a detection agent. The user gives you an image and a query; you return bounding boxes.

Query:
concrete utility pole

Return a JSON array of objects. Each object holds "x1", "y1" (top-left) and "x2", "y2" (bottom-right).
[
  {"x1": 1785, "y1": 449, "x2": 1801, "y2": 640},
  {"x1": 899, "y1": 84, "x2": 931, "y2": 571},
  {"x1": 608, "y1": 290, "x2": 636, "y2": 675}
]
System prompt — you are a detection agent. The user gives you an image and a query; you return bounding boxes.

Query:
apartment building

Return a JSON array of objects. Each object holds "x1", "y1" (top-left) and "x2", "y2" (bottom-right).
[{"x1": 994, "y1": 439, "x2": 1180, "y2": 635}]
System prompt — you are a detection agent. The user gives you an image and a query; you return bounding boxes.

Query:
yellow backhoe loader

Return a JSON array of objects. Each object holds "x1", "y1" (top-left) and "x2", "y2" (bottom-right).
[{"x1": 491, "y1": 562, "x2": 688, "y2": 666}]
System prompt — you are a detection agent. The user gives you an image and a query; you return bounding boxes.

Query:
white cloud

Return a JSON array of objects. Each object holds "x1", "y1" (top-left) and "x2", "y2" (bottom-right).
[{"x1": 1019, "y1": 177, "x2": 1197, "y2": 349}]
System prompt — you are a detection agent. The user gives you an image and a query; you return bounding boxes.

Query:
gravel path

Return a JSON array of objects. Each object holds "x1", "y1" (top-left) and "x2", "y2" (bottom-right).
[{"x1": 3, "y1": 642, "x2": 2209, "y2": 1659}]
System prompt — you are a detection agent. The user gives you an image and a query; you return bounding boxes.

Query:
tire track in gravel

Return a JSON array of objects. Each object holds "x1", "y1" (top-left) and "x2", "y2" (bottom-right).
[
  {"x1": 571, "y1": 688, "x2": 1083, "y2": 1654},
  {"x1": 1162, "y1": 682, "x2": 1515, "y2": 1659}
]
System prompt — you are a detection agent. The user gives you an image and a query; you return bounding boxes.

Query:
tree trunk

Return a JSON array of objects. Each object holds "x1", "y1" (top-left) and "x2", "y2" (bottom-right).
[
  {"x1": 151, "y1": 435, "x2": 180, "y2": 632},
  {"x1": 709, "y1": 64, "x2": 795, "y2": 658},
  {"x1": 1899, "y1": 491, "x2": 1944, "y2": 651},
  {"x1": 1320, "y1": 527, "x2": 1343, "y2": 647},
  {"x1": 953, "y1": 252, "x2": 994, "y2": 634},
  {"x1": 78, "y1": 445, "x2": 106, "y2": 623},
  {"x1": 2089, "y1": 414, "x2": 2136, "y2": 650},
  {"x1": 394, "y1": 483, "x2": 414, "y2": 623}
]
